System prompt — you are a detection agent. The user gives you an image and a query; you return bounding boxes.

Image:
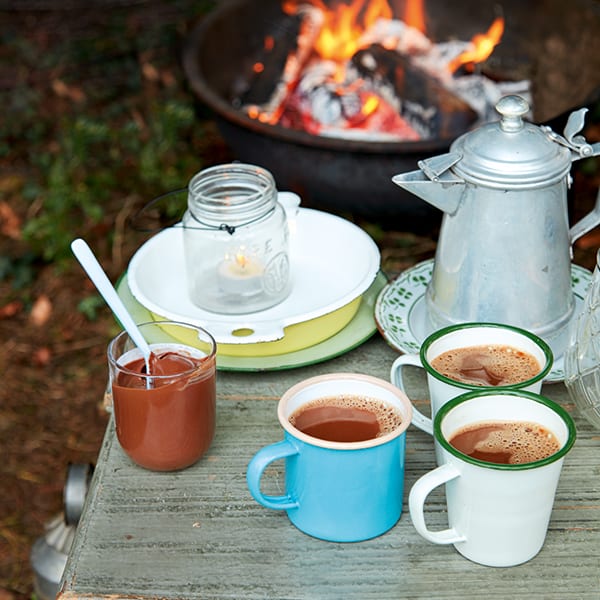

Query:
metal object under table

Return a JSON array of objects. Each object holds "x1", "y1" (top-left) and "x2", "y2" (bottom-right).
[{"x1": 58, "y1": 335, "x2": 600, "y2": 599}]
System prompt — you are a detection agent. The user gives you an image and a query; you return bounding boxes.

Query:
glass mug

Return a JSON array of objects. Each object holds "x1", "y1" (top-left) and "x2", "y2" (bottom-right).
[
  {"x1": 564, "y1": 248, "x2": 600, "y2": 429},
  {"x1": 107, "y1": 320, "x2": 217, "y2": 471}
]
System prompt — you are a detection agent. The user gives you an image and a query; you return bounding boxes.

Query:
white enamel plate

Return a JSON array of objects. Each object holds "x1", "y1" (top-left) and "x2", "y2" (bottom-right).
[{"x1": 128, "y1": 208, "x2": 381, "y2": 345}]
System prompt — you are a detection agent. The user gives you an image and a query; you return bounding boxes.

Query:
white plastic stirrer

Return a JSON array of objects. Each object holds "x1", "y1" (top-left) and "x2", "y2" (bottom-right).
[{"x1": 71, "y1": 238, "x2": 153, "y2": 382}]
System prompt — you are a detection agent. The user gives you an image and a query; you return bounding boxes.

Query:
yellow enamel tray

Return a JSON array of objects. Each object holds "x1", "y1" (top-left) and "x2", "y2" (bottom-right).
[
  {"x1": 151, "y1": 294, "x2": 362, "y2": 357},
  {"x1": 116, "y1": 272, "x2": 387, "y2": 369}
]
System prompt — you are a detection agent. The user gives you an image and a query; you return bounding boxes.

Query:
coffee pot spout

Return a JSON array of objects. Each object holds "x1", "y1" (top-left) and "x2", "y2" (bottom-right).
[{"x1": 392, "y1": 152, "x2": 466, "y2": 216}]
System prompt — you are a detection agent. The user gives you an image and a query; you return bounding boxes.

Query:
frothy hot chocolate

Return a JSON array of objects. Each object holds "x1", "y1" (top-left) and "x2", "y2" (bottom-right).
[
  {"x1": 289, "y1": 394, "x2": 403, "y2": 443},
  {"x1": 448, "y1": 420, "x2": 561, "y2": 464},
  {"x1": 431, "y1": 344, "x2": 541, "y2": 387}
]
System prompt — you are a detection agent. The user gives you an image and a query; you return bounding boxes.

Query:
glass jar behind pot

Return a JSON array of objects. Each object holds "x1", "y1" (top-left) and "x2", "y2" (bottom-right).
[
  {"x1": 182, "y1": 163, "x2": 292, "y2": 314},
  {"x1": 564, "y1": 248, "x2": 600, "y2": 428}
]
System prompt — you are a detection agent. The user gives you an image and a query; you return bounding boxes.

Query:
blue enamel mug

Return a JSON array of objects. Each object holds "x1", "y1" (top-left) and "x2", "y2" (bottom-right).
[{"x1": 246, "y1": 373, "x2": 413, "y2": 542}]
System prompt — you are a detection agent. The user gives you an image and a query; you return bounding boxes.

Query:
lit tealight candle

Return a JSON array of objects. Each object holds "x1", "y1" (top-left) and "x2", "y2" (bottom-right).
[{"x1": 217, "y1": 252, "x2": 264, "y2": 296}]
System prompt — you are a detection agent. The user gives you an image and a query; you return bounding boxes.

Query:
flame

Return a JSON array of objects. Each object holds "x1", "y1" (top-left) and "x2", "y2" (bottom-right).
[
  {"x1": 235, "y1": 252, "x2": 249, "y2": 268},
  {"x1": 284, "y1": 0, "x2": 393, "y2": 76},
  {"x1": 403, "y1": 0, "x2": 425, "y2": 33},
  {"x1": 447, "y1": 17, "x2": 505, "y2": 73},
  {"x1": 248, "y1": 1, "x2": 505, "y2": 138}
]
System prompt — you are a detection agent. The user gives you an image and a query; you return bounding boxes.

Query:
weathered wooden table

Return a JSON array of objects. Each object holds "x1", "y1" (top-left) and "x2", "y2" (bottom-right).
[{"x1": 58, "y1": 335, "x2": 600, "y2": 599}]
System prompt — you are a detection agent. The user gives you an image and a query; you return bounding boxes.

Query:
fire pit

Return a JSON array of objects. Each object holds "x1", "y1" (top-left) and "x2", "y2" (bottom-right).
[{"x1": 183, "y1": 0, "x2": 600, "y2": 222}]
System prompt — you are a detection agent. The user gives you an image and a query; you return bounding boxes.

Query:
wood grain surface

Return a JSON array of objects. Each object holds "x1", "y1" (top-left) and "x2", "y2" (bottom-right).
[{"x1": 58, "y1": 336, "x2": 600, "y2": 600}]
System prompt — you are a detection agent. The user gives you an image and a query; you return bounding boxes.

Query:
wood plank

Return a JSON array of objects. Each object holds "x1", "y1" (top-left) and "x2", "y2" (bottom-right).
[{"x1": 58, "y1": 336, "x2": 600, "y2": 599}]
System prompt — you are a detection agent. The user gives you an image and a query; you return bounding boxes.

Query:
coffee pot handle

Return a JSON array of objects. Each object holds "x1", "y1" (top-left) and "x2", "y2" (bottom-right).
[
  {"x1": 570, "y1": 188, "x2": 600, "y2": 248},
  {"x1": 544, "y1": 108, "x2": 600, "y2": 252}
]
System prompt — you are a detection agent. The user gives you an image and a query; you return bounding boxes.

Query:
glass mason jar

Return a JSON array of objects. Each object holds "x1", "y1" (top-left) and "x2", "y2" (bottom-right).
[
  {"x1": 182, "y1": 163, "x2": 292, "y2": 314},
  {"x1": 564, "y1": 249, "x2": 600, "y2": 428}
]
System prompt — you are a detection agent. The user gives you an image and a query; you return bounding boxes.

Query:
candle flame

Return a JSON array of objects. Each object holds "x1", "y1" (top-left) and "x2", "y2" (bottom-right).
[{"x1": 235, "y1": 252, "x2": 249, "y2": 268}]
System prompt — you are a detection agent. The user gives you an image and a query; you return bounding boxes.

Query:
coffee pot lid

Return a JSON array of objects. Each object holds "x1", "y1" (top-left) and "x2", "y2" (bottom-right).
[{"x1": 450, "y1": 95, "x2": 573, "y2": 188}]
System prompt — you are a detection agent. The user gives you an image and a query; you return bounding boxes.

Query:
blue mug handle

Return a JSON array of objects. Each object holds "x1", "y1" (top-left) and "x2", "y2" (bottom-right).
[{"x1": 246, "y1": 440, "x2": 301, "y2": 510}]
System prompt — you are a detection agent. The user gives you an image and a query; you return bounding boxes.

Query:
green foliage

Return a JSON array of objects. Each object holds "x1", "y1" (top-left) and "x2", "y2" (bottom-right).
[
  {"x1": 138, "y1": 100, "x2": 197, "y2": 190},
  {"x1": 1, "y1": 1, "x2": 216, "y2": 279},
  {"x1": 77, "y1": 294, "x2": 106, "y2": 321},
  {"x1": 0, "y1": 252, "x2": 37, "y2": 290},
  {"x1": 20, "y1": 96, "x2": 201, "y2": 265}
]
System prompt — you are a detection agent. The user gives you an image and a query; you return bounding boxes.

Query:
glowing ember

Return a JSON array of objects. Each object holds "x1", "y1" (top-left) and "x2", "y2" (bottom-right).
[
  {"x1": 264, "y1": 35, "x2": 275, "y2": 51},
  {"x1": 361, "y1": 93, "x2": 379, "y2": 117}
]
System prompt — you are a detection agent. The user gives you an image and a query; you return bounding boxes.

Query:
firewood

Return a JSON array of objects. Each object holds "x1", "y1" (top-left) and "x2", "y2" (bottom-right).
[
  {"x1": 237, "y1": 6, "x2": 323, "y2": 124},
  {"x1": 349, "y1": 44, "x2": 478, "y2": 139}
]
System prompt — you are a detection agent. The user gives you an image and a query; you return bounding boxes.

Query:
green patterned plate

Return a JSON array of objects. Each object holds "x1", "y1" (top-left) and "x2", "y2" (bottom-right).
[{"x1": 374, "y1": 259, "x2": 593, "y2": 383}]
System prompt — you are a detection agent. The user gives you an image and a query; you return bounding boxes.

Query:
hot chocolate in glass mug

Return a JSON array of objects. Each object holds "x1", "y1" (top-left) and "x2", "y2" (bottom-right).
[
  {"x1": 107, "y1": 320, "x2": 217, "y2": 472},
  {"x1": 408, "y1": 389, "x2": 576, "y2": 567},
  {"x1": 390, "y1": 322, "x2": 553, "y2": 435},
  {"x1": 246, "y1": 373, "x2": 413, "y2": 542}
]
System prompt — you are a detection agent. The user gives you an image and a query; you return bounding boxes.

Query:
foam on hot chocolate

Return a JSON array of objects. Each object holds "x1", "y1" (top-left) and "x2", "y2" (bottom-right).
[
  {"x1": 449, "y1": 421, "x2": 561, "y2": 464},
  {"x1": 431, "y1": 344, "x2": 541, "y2": 386},
  {"x1": 289, "y1": 394, "x2": 403, "y2": 442}
]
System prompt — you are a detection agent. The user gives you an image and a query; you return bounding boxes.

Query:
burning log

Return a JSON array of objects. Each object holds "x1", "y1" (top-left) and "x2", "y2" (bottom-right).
[
  {"x1": 358, "y1": 17, "x2": 433, "y2": 55},
  {"x1": 276, "y1": 59, "x2": 421, "y2": 139},
  {"x1": 349, "y1": 44, "x2": 478, "y2": 139},
  {"x1": 235, "y1": 5, "x2": 323, "y2": 124}
]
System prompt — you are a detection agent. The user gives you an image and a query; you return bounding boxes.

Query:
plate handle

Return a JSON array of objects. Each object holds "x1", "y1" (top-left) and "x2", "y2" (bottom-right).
[{"x1": 206, "y1": 320, "x2": 287, "y2": 343}]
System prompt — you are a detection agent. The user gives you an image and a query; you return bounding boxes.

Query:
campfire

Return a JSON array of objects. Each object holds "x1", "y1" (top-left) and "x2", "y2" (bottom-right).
[
  {"x1": 235, "y1": 0, "x2": 530, "y2": 141},
  {"x1": 183, "y1": 0, "x2": 599, "y2": 220}
]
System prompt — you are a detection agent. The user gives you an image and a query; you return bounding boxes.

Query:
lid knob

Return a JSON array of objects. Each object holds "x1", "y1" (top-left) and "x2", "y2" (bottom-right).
[{"x1": 496, "y1": 95, "x2": 530, "y2": 133}]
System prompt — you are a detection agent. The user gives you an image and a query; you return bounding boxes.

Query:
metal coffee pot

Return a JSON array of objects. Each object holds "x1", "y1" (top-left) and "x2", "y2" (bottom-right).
[{"x1": 392, "y1": 95, "x2": 600, "y2": 357}]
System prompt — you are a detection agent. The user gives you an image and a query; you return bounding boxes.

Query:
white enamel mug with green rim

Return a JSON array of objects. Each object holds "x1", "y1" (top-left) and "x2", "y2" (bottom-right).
[
  {"x1": 390, "y1": 322, "x2": 554, "y2": 435},
  {"x1": 408, "y1": 389, "x2": 576, "y2": 567}
]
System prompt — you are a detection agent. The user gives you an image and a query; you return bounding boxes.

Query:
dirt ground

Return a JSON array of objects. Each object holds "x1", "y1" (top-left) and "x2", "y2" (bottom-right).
[
  {"x1": 0, "y1": 3, "x2": 220, "y2": 598},
  {"x1": 0, "y1": 2, "x2": 599, "y2": 599}
]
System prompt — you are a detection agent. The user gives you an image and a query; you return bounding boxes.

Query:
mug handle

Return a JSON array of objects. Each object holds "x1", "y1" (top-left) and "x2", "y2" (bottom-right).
[
  {"x1": 246, "y1": 440, "x2": 300, "y2": 511},
  {"x1": 408, "y1": 462, "x2": 467, "y2": 545},
  {"x1": 390, "y1": 354, "x2": 433, "y2": 435}
]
